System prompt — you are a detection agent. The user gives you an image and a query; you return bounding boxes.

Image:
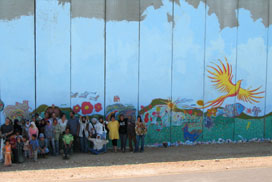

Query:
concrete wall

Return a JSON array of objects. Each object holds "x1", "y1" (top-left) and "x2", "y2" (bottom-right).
[{"x1": 0, "y1": 0, "x2": 272, "y2": 145}]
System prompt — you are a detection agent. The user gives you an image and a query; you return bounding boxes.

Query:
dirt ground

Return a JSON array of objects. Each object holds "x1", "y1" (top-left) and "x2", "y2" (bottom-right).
[{"x1": 1, "y1": 142, "x2": 272, "y2": 182}]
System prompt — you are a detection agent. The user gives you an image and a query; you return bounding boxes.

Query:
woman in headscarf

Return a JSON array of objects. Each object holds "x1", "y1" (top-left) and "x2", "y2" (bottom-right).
[{"x1": 28, "y1": 122, "x2": 39, "y2": 139}]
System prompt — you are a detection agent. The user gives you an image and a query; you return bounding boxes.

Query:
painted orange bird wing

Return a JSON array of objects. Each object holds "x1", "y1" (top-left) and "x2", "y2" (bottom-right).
[
  {"x1": 237, "y1": 87, "x2": 264, "y2": 104},
  {"x1": 207, "y1": 58, "x2": 235, "y2": 94}
]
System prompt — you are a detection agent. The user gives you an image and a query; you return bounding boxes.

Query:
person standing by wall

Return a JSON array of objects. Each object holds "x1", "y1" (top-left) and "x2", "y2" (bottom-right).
[
  {"x1": 135, "y1": 116, "x2": 147, "y2": 153},
  {"x1": 62, "y1": 128, "x2": 74, "y2": 159},
  {"x1": 58, "y1": 114, "x2": 68, "y2": 153},
  {"x1": 28, "y1": 122, "x2": 39, "y2": 140},
  {"x1": 67, "y1": 111, "x2": 79, "y2": 152},
  {"x1": 0, "y1": 118, "x2": 14, "y2": 140},
  {"x1": 127, "y1": 115, "x2": 136, "y2": 152},
  {"x1": 45, "y1": 120, "x2": 55, "y2": 155},
  {"x1": 107, "y1": 115, "x2": 119, "y2": 153},
  {"x1": 78, "y1": 116, "x2": 89, "y2": 153},
  {"x1": 29, "y1": 134, "x2": 39, "y2": 162},
  {"x1": 118, "y1": 114, "x2": 127, "y2": 153},
  {"x1": 52, "y1": 119, "x2": 61, "y2": 155},
  {"x1": 2, "y1": 140, "x2": 12, "y2": 166},
  {"x1": 95, "y1": 117, "x2": 107, "y2": 152},
  {"x1": 58, "y1": 114, "x2": 68, "y2": 134}
]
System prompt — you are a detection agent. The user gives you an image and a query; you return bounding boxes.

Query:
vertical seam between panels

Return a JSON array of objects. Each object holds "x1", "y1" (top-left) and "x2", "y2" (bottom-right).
[
  {"x1": 34, "y1": 0, "x2": 37, "y2": 113},
  {"x1": 104, "y1": 0, "x2": 107, "y2": 118},
  {"x1": 70, "y1": 0, "x2": 72, "y2": 109},
  {"x1": 138, "y1": 0, "x2": 141, "y2": 115},
  {"x1": 264, "y1": 0, "x2": 270, "y2": 138},
  {"x1": 234, "y1": 0, "x2": 240, "y2": 141},
  {"x1": 170, "y1": 0, "x2": 174, "y2": 144},
  {"x1": 202, "y1": 0, "x2": 207, "y2": 141}
]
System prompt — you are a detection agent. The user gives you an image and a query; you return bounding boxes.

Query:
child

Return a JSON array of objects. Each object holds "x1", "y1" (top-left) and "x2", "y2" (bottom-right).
[
  {"x1": 52, "y1": 119, "x2": 61, "y2": 155},
  {"x1": 9, "y1": 134, "x2": 17, "y2": 163},
  {"x1": 22, "y1": 136, "x2": 30, "y2": 158},
  {"x1": 29, "y1": 134, "x2": 39, "y2": 162},
  {"x1": 16, "y1": 136, "x2": 25, "y2": 163},
  {"x1": 63, "y1": 128, "x2": 74, "y2": 159},
  {"x1": 38, "y1": 133, "x2": 49, "y2": 157},
  {"x1": 2, "y1": 140, "x2": 12, "y2": 166},
  {"x1": 88, "y1": 135, "x2": 108, "y2": 155}
]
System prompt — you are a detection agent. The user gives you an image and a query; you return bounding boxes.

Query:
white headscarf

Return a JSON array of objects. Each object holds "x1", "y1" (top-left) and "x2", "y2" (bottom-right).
[
  {"x1": 30, "y1": 122, "x2": 37, "y2": 129},
  {"x1": 25, "y1": 121, "x2": 31, "y2": 128}
]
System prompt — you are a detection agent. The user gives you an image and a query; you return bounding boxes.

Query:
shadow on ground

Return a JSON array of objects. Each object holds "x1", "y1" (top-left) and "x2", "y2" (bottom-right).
[{"x1": 1, "y1": 142, "x2": 272, "y2": 172}]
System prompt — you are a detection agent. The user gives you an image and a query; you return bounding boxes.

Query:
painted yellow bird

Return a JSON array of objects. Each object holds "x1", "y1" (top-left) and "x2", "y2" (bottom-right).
[{"x1": 201, "y1": 57, "x2": 264, "y2": 109}]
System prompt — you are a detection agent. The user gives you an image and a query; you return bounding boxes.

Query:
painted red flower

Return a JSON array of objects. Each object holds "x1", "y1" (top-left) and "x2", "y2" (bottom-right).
[
  {"x1": 144, "y1": 113, "x2": 149, "y2": 123},
  {"x1": 149, "y1": 105, "x2": 152, "y2": 109},
  {"x1": 73, "y1": 105, "x2": 81, "y2": 113},
  {"x1": 81, "y1": 102, "x2": 93, "y2": 115},
  {"x1": 188, "y1": 110, "x2": 193, "y2": 115},
  {"x1": 94, "y1": 103, "x2": 102, "y2": 113}
]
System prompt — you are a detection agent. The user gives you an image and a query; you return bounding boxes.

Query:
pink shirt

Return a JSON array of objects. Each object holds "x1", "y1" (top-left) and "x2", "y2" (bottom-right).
[{"x1": 29, "y1": 127, "x2": 39, "y2": 138}]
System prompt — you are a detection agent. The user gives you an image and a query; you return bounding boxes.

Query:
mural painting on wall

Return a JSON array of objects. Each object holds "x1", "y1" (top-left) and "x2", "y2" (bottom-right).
[
  {"x1": 139, "y1": 98, "x2": 203, "y2": 142},
  {"x1": 71, "y1": 91, "x2": 102, "y2": 116},
  {"x1": 105, "y1": 104, "x2": 136, "y2": 121},
  {"x1": 3, "y1": 101, "x2": 31, "y2": 120},
  {"x1": 197, "y1": 58, "x2": 264, "y2": 114},
  {"x1": 138, "y1": 58, "x2": 267, "y2": 142},
  {"x1": 0, "y1": 99, "x2": 4, "y2": 112},
  {"x1": 34, "y1": 104, "x2": 72, "y2": 118}
]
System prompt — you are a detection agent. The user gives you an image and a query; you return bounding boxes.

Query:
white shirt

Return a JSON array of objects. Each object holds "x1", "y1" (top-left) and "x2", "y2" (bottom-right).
[
  {"x1": 79, "y1": 119, "x2": 89, "y2": 138},
  {"x1": 89, "y1": 122, "x2": 96, "y2": 135},
  {"x1": 58, "y1": 119, "x2": 68, "y2": 133},
  {"x1": 95, "y1": 122, "x2": 107, "y2": 135},
  {"x1": 88, "y1": 138, "x2": 108, "y2": 150}
]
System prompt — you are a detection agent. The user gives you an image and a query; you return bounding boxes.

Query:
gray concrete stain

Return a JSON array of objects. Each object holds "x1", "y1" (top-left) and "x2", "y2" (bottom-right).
[
  {"x1": 0, "y1": 0, "x2": 34, "y2": 21},
  {"x1": 185, "y1": 0, "x2": 270, "y2": 29},
  {"x1": 0, "y1": 0, "x2": 271, "y2": 30}
]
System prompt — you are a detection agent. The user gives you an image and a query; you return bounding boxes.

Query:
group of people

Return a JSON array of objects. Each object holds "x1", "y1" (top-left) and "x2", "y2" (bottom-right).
[{"x1": 0, "y1": 111, "x2": 147, "y2": 167}]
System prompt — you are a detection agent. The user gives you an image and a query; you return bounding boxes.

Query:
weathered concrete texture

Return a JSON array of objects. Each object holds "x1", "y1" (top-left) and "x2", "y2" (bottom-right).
[
  {"x1": 72, "y1": 0, "x2": 163, "y2": 22},
  {"x1": 106, "y1": 0, "x2": 139, "y2": 21},
  {"x1": 239, "y1": 0, "x2": 269, "y2": 27},
  {"x1": 0, "y1": 0, "x2": 271, "y2": 29},
  {"x1": 185, "y1": 0, "x2": 270, "y2": 29},
  {"x1": 0, "y1": 0, "x2": 34, "y2": 21},
  {"x1": 72, "y1": 0, "x2": 105, "y2": 20}
]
